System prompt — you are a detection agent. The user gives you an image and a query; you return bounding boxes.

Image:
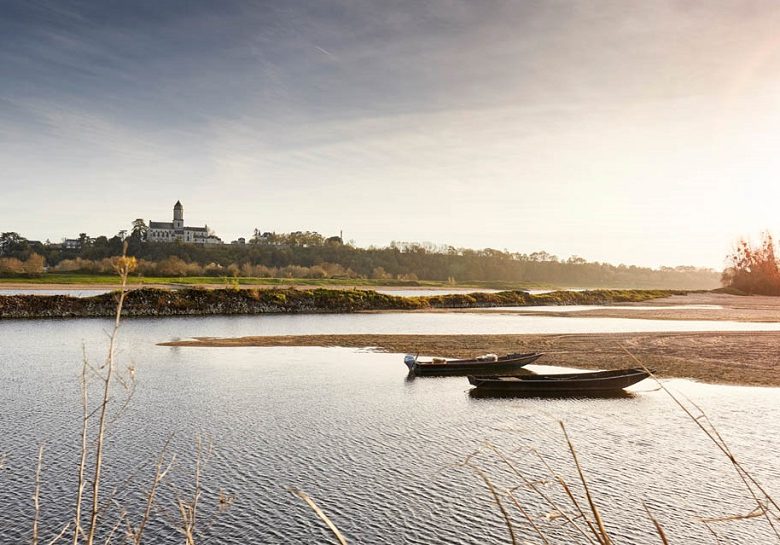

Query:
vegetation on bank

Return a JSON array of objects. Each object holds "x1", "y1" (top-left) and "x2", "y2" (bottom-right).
[
  {"x1": 0, "y1": 272, "x2": 555, "y2": 290},
  {"x1": 722, "y1": 232, "x2": 780, "y2": 295},
  {"x1": 0, "y1": 231, "x2": 720, "y2": 289},
  {"x1": 15, "y1": 253, "x2": 232, "y2": 545},
  {"x1": 0, "y1": 288, "x2": 678, "y2": 319}
]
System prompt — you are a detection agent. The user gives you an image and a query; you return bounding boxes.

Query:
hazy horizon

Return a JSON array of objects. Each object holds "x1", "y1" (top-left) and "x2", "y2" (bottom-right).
[{"x1": 3, "y1": 1, "x2": 780, "y2": 270}]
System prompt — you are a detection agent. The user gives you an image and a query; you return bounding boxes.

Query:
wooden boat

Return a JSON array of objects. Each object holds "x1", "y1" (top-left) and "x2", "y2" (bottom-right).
[
  {"x1": 467, "y1": 368, "x2": 650, "y2": 395},
  {"x1": 405, "y1": 352, "x2": 543, "y2": 377}
]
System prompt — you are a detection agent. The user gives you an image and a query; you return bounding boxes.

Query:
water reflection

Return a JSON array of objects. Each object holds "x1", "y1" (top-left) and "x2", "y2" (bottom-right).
[
  {"x1": 468, "y1": 388, "x2": 637, "y2": 400},
  {"x1": 0, "y1": 288, "x2": 112, "y2": 297},
  {"x1": 375, "y1": 288, "x2": 501, "y2": 297},
  {"x1": 114, "y1": 312, "x2": 780, "y2": 338}
]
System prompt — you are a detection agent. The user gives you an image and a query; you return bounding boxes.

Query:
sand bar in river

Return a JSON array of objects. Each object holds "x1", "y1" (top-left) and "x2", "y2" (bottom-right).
[{"x1": 160, "y1": 330, "x2": 780, "y2": 387}]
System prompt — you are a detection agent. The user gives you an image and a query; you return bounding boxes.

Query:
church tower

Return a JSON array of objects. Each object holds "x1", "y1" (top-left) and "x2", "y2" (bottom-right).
[{"x1": 173, "y1": 200, "x2": 184, "y2": 230}]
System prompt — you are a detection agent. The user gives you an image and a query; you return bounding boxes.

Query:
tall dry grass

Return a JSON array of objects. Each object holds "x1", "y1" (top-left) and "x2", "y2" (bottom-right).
[
  {"x1": 453, "y1": 351, "x2": 780, "y2": 545},
  {"x1": 24, "y1": 246, "x2": 232, "y2": 545}
]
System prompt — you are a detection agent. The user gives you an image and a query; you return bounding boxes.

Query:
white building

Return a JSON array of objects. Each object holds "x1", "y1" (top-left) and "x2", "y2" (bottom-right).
[{"x1": 147, "y1": 201, "x2": 223, "y2": 245}]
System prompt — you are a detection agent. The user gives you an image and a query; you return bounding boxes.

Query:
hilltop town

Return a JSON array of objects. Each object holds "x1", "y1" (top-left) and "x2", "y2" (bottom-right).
[
  {"x1": 2, "y1": 200, "x2": 337, "y2": 252},
  {"x1": 0, "y1": 201, "x2": 720, "y2": 290}
]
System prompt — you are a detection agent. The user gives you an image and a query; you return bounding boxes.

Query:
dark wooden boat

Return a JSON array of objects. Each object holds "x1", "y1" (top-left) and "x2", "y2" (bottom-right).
[
  {"x1": 405, "y1": 352, "x2": 543, "y2": 377},
  {"x1": 467, "y1": 368, "x2": 650, "y2": 394}
]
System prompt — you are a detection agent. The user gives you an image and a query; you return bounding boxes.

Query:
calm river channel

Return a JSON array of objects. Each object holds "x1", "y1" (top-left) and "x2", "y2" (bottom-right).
[{"x1": 1, "y1": 313, "x2": 778, "y2": 544}]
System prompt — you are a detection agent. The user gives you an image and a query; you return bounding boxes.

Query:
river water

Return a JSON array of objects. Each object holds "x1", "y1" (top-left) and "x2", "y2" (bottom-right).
[
  {"x1": 0, "y1": 314, "x2": 778, "y2": 544},
  {"x1": 0, "y1": 288, "x2": 113, "y2": 297}
]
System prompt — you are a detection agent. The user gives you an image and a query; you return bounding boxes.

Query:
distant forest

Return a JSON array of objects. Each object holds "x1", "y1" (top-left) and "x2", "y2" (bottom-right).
[{"x1": 0, "y1": 231, "x2": 720, "y2": 289}]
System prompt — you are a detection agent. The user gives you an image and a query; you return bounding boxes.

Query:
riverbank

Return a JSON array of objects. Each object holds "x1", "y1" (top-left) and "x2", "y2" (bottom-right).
[
  {"x1": 0, "y1": 287, "x2": 675, "y2": 318},
  {"x1": 160, "y1": 331, "x2": 780, "y2": 387},
  {"x1": 0, "y1": 274, "x2": 553, "y2": 291}
]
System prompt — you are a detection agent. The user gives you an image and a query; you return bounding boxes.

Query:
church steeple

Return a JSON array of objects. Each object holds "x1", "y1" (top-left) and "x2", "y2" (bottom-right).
[{"x1": 173, "y1": 200, "x2": 184, "y2": 229}]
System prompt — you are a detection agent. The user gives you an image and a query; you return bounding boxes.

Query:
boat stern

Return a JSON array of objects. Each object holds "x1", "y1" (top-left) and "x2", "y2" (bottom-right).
[{"x1": 403, "y1": 354, "x2": 417, "y2": 370}]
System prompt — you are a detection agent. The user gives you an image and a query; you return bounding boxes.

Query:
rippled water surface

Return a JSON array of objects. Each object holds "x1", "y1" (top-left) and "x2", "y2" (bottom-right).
[
  {"x1": 0, "y1": 288, "x2": 113, "y2": 297},
  {"x1": 374, "y1": 287, "x2": 501, "y2": 296},
  {"x1": 133, "y1": 311, "x2": 780, "y2": 338},
  {"x1": 1, "y1": 316, "x2": 778, "y2": 544}
]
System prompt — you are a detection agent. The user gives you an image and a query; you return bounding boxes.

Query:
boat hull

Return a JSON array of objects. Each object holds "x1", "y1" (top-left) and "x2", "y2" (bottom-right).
[
  {"x1": 412, "y1": 352, "x2": 543, "y2": 377},
  {"x1": 468, "y1": 368, "x2": 650, "y2": 394}
]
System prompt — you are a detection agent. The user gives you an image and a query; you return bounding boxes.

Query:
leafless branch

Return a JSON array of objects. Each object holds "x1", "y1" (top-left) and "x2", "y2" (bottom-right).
[
  {"x1": 85, "y1": 248, "x2": 135, "y2": 545},
  {"x1": 32, "y1": 445, "x2": 44, "y2": 545},
  {"x1": 560, "y1": 422, "x2": 612, "y2": 545}
]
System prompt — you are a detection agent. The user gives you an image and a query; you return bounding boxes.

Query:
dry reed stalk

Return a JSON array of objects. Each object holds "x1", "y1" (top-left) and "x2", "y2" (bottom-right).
[
  {"x1": 463, "y1": 348, "x2": 780, "y2": 545},
  {"x1": 552, "y1": 470, "x2": 604, "y2": 541},
  {"x1": 171, "y1": 436, "x2": 213, "y2": 545},
  {"x1": 559, "y1": 422, "x2": 612, "y2": 545},
  {"x1": 485, "y1": 442, "x2": 599, "y2": 544},
  {"x1": 506, "y1": 489, "x2": 552, "y2": 545},
  {"x1": 144, "y1": 436, "x2": 230, "y2": 543},
  {"x1": 130, "y1": 436, "x2": 175, "y2": 545},
  {"x1": 73, "y1": 346, "x2": 89, "y2": 545},
  {"x1": 288, "y1": 487, "x2": 349, "y2": 545},
  {"x1": 32, "y1": 445, "x2": 44, "y2": 545},
  {"x1": 703, "y1": 521, "x2": 725, "y2": 544},
  {"x1": 175, "y1": 493, "x2": 197, "y2": 543},
  {"x1": 467, "y1": 463, "x2": 518, "y2": 545},
  {"x1": 100, "y1": 511, "x2": 123, "y2": 545},
  {"x1": 700, "y1": 504, "x2": 766, "y2": 523},
  {"x1": 84, "y1": 249, "x2": 136, "y2": 545},
  {"x1": 682, "y1": 393, "x2": 778, "y2": 527},
  {"x1": 45, "y1": 522, "x2": 71, "y2": 545},
  {"x1": 642, "y1": 501, "x2": 670, "y2": 545},
  {"x1": 175, "y1": 482, "x2": 200, "y2": 542},
  {"x1": 526, "y1": 446, "x2": 607, "y2": 543},
  {"x1": 620, "y1": 345, "x2": 780, "y2": 541},
  {"x1": 484, "y1": 430, "x2": 675, "y2": 545},
  {"x1": 27, "y1": 246, "x2": 229, "y2": 545}
]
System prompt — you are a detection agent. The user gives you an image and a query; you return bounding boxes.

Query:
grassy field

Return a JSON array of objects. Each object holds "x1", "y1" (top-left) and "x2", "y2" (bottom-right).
[{"x1": 0, "y1": 273, "x2": 555, "y2": 290}]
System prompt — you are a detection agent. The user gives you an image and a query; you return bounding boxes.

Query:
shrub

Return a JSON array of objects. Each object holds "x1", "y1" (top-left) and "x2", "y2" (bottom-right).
[
  {"x1": 722, "y1": 232, "x2": 780, "y2": 295},
  {"x1": 0, "y1": 257, "x2": 24, "y2": 274},
  {"x1": 22, "y1": 253, "x2": 45, "y2": 275}
]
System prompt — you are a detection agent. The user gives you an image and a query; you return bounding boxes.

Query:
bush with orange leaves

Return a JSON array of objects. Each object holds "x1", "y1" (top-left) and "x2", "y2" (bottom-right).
[{"x1": 722, "y1": 232, "x2": 780, "y2": 295}]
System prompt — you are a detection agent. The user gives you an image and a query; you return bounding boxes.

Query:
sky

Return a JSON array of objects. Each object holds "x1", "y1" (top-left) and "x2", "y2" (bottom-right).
[{"x1": 3, "y1": 1, "x2": 780, "y2": 269}]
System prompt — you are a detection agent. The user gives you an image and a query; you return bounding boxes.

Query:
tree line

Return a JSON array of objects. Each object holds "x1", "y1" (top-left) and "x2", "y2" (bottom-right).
[{"x1": 0, "y1": 231, "x2": 721, "y2": 289}]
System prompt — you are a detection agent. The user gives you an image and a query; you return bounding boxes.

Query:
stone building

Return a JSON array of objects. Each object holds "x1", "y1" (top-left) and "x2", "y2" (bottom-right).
[{"x1": 147, "y1": 201, "x2": 222, "y2": 244}]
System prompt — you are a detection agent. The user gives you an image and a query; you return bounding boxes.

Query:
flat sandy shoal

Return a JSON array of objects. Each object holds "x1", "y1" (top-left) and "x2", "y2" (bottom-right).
[
  {"x1": 557, "y1": 291, "x2": 780, "y2": 321},
  {"x1": 157, "y1": 293, "x2": 780, "y2": 387},
  {"x1": 422, "y1": 292, "x2": 780, "y2": 323},
  {"x1": 160, "y1": 331, "x2": 780, "y2": 387}
]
